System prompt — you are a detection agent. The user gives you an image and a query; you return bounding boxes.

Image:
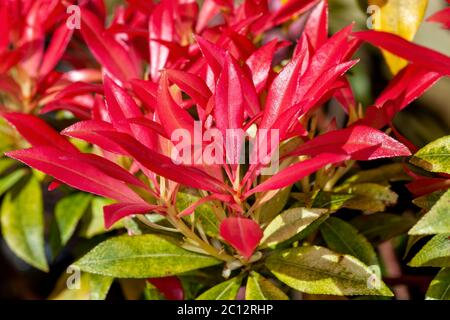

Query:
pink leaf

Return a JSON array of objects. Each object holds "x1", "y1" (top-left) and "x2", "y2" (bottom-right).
[
  {"x1": 245, "y1": 39, "x2": 278, "y2": 93},
  {"x1": 166, "y1": 69, "x2": 212, "y2": 109},
  {"x1": 80, "y1": 8, "x2": 139, "y2": 82},
  {"x1": 129, "y1": 79, "x2": 158, "y2": 111},
  {"x1": 39, "y1": 22, "x2": 74, "y2": 77},
  {"x1": 91, "y1": 130, "x2": 230, "y2": 194},
  {"x1": 247, "y1": 153, "x2": 349, "y2": 195},
  {"x1": 219, "y1": 217, "x2": 263, "y2": 259},
  {"x1": 104, "y1": 203, "x2": 161, "y2": 229},
  {"x1": 2, "y1": 113, "x2": 78, "y2": 153},
  {"x1": 6, "y1": 147, "x2": 146, "y2": 204},
  {"x1": 353, "y1": 31, "x2": 450, "y2": 76},
  {"x1": 157, "y1": 73, "x2": 195, "y2": 136},
  {"x1": 304, "y1": 0, "x2": 328, "y2": 50},
  {"x1": 291, "y1": 125, "x2": 411, "y2": 160},
  {"x1": 149, "y1": 1, "x2": 174, "y2": 81},
  {"x1": 214, "y1": 53, "x2": 244, "y2": 132}
]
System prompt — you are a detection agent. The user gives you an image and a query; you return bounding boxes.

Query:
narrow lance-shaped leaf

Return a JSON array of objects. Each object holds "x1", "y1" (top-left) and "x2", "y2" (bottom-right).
[
  {"x1": 353, "y1": 31, "x2": 450, "y2": 76},
  {"x1": 2, "y1": 113, "x2": 78, "y2": 153},
  {"x1": 291, "y1": 125, "x2": 411, "y2": 160},
  {"x1": 247, "y1": 153, "x2": 349, "y2": 195},
  {"x1": 214, "y1": 53, "x2": 244, "y2": 133},
  {"x1": 80, "y1": 8, "x2": 139, "y2": 82},
  {"x1": 409, "y1": 234, "x2": 450, "y2": 267},
  {"x1": 6, "y1": 147, "x2": 146, "y2": 204},
  {"x1": 50, "y1": 193, "x2": 92, "y2": 257},
  {"x1": 166, "y1": 69, "x2": 212, "y2": 109},
  {"x1": 196, "y1": 276, "x2": 243, "y2": 300},
  {"x1": 260, "y1": 207, "x2": 327, "y2": 248},
  {"x1": 266, "y1": 246, "x2": 393, "y2": 296},
  {"x1": 39, "y1": 22, "x2": 74, "y2": 77},
  {"x1": 149, "y1": 1, "x2": 174, "y2": 81},
  {"x1": 409, "y1": 190, "x2": 450, "y2": 235},
  {"x1": 320, "y1": 217, "x2": 379, "y2": 267},
  {"x1": 245, "y1": 272, "x2": 289, "y2": 300},
  {"x1": 410, "y1": 135, "x2": 450, "y2": 174},
  {"x1": 426, "y1": 268, "x2": 450, "y2": 300},
  {"x1": 74, "y1": 234, "x2": 221, "y2": 278},
  {"x1": 1, "y1": 175, "x2": 48, "y2": 271}
]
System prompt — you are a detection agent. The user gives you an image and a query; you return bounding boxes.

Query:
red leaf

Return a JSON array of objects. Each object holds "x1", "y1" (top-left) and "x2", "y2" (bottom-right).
[
  {"x1": 157, "y1": 73, "x2": 195, "y2": 137},
  {"x1": 427, "y1": 7, "x2": 450, "y2": 30},
  {"x1": 196, "y1": 0, "x2": 221, "y2": 33},
  {"x1": 353, "y1": 31, "x2": 450, "y2": 76},
  {"x1": 147, "y1": 277, "x2": 184, "y2": 300},
  {"x1": 219, "y1": 217, "x2": 263, "y2": 259},
  {"x1": 80, "y1": 8, "x2": 139, "y2": 82},
  {"x1": 291, "y1": 125, "x2": 411, "y2": 160},
  {"x1": 129, "y1": 79, "x2": 158, "y2": 111},
  {"x1": 247, "y1": 153, "x2": 349, "y2": 195},
  {"x1": 166, "y1": 69, "x2": 212, "y2": 109},
  {"x1": 104, "y1": 203, "x2": 160, "y2": 229},
  {"x1": 406, "y1": 178, "x2": 450, "y2": 197},
  {"x1": 2, "y1": 113, "x2": 78, "y2": 153},
  {"x1": 55, "y1": 82, "x2": 103, "y2": 100},
  {"x1": 91, "y1": 130, "x2": 230, "y2": 194},
  {"x1": 304, "y1": 0, "x2": 328, "y2": 50},
  {"x1": 149, "y1": 1, "x2": 174, "y2": 81},
  {"x1": 270, "y1": 0, "x2": 320, "y2": 30},
  {"x1": 360, "y1": 65, "x2": 441, "y2": 129},
  {"x1": 214, "y1": 53, "x2": 244, "y2": 132},
  {"x1": 39, "y1": 22, "x2": 74, "y2": 77},
  {"x1": 104, "y1": 75, "x2": 142, "y2": 132},
  {"x1": 245, "y1": 39, "x2": 278, "y2": 93},
  {"x1": 6, "y1": 147, "x2": 145, "y2": 204},
  {"x1": 195, "y1": 35, "x2": 226, "y2": 78}
]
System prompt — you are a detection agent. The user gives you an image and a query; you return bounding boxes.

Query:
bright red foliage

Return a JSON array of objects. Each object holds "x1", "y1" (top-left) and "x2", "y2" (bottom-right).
[{"x1": 2, "y1": 0, "x2": 450, "y2": 260}]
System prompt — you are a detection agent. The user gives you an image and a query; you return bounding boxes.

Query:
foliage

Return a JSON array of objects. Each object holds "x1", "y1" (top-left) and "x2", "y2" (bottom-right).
[{"x1": 0, "y1": 0, "x2": 449, "y2": 300}]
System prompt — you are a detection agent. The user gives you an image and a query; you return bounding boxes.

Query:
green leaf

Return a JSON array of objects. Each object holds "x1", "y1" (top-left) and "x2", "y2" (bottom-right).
[
  {"x1": 413, "y1": 191, "x2": 446, "y2": 210},
  {"x1": 88, "y1": 273, "x2": 114, "y2": 300},
  {"x1": 74, "y1": 234, "x2": 221, "y2": 278},
  {"x1": 337, "y1": 183, "x2": 398, "y2": 213},
  {"x1": 258, "y1": 186, "x2": 292, "y2": 224},
  {"x1": 0, "y1": 169, "x2": 28, "y2": 196},
  {"x1": 343, "y1": 163, "x2": 410, "y2": 185},
  {"x1": 49, "y1": 271, "x2": 113, "y2": 300},
  {"x1": 410, "y1": 135, "x2": 450, "y2": 174},
  {"x1": 351, "y1": 213, "x2": 416, "y2": 245},
  {"x1": 0, "y1": 158, "x2": 15, "y2": 174},
  {"x1": 245, "y1": 272, "x2": 288, "y2": 300},
  {"x1": 196, "y1": 276, "x2": 243, "y2": 300},
  {"x1": 176, "y1": 192, "x2": 219, "y2": 236},
  {"x1": 320, "y1": 217, "x2": 379, "y2": 267},
  {"x1": 266, "y1": 246, "x2": 393, "y2": 296},
  {"x1": 0, "y1": 175, "x2": 48, "y2": 271},
  {"x1": 50, "y1": 193, "x2": 93, "y2": 257},
  {"x1": 144, "y1": 281, "x2": 165, "y2": 300},
  {"x1": 311, "y1": 192, "x2": 354, "y2": 212},
  {"x1": 426, "y1": 268, "x2": 450, "y2": 300},
  {"x1": 409, "y1": 234, "x2": 450, "y2": 267},
  {"x1": 409, "y1": 190, "x2": 450, "y2": 235},
  {"x1": 260, "y1": 207, "x2": 327, "y2": 248},
  {"x1": 79, "y1": 197, "x2": 121, "y2": 238}
]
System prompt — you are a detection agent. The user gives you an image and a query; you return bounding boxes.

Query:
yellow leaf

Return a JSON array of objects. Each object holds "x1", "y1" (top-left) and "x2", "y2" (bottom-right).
[{"x1": 368, "y1": 0, "x2": 429, "y2": 75}]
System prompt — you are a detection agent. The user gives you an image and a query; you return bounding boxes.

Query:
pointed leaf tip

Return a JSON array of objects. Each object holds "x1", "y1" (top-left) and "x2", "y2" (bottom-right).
[{"x1": 219, "y1": 217, "x2": 263, "y2": 259}]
